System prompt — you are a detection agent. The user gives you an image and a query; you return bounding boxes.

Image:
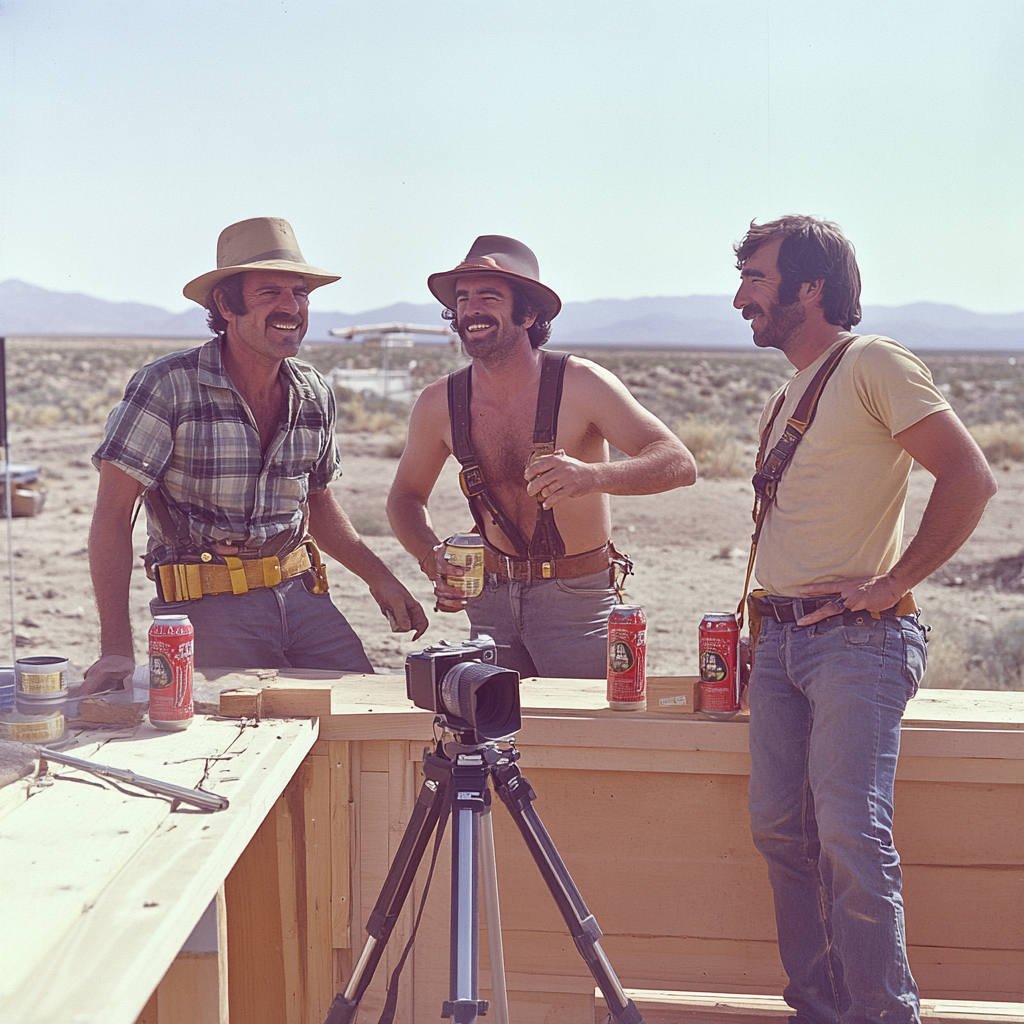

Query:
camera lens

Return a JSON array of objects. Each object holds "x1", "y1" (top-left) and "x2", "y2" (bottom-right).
[{"x1": 439, "y1": 661, "x2": 520, "y2": 741}]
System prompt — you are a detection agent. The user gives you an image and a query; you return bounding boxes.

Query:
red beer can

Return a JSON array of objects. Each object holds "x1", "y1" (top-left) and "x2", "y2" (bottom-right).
[
  {"x1": 698, "y1": 612, "x2": 741, "y2": 718},
  {"x1": 149, "y1": 614, "x2": 194, "y2": 731},
  {"x1": 607, "y1": 605, "x2": 647, "y2": 711}
]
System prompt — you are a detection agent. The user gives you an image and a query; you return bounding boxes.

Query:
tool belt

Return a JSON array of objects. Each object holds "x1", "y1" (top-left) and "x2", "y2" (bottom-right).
[
  {"x1": 155, "y1": 539, "x2": 328, "y2": 602},
  {"x1": 483, "y1": 541, "x2": 624, "y2": 583},
  {"x1": 751, "y1": 590, "x2": 917, "y2": 624}
]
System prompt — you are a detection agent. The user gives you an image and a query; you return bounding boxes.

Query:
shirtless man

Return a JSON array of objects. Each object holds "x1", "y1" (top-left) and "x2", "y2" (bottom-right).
[{"x1": 387, "y1": 235, "x2": 696, "y2": 677}]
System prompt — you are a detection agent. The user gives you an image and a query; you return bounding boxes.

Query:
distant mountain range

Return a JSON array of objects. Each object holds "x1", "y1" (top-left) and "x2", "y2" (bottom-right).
[{"x1": 1, "y1": 278, "x2": 1022, "y2": 351}]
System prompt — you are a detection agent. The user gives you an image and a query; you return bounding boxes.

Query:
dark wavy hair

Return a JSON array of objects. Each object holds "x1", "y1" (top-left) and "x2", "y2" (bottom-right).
[
  {"x1": 734, "y1": 216, "x2": 862, "y2": 330},
  {"x1": 205, "y1": 273, "x2": 248, "y2": 335},
  {"x1": 442, "y1": 279, "x2": 553, "y2": 348}
]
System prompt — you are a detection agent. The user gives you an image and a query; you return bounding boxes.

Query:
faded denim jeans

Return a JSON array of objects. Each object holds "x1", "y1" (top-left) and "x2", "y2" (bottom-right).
[
  {"x1": 466, "y1": 569, "x2": 618, "y2": 678},
  {"x1": 152, "y1": 571, "x2": 373, "y2": 672},
  {"x1": 748, "y1": 612, "x2": 927, "y2": 1024}
]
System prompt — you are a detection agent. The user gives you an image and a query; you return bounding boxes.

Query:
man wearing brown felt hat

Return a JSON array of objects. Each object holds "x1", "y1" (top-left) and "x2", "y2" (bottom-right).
[
  {"x1": 388, "y1": 234, "x2": 697, "y2": 678},
  {"x1": 82, "y1": 217, "x2": 427, "y2": 694}
]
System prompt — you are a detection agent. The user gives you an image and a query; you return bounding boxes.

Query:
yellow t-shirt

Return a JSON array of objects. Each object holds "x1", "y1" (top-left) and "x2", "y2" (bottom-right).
[{"x1": 754, "y1": 334, "x2": 951, "y2": 597}]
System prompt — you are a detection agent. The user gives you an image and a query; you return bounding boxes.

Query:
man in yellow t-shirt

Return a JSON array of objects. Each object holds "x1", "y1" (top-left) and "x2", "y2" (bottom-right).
[{"x1": 732, "y1": 216, "x2": 996, "y2": 1024}]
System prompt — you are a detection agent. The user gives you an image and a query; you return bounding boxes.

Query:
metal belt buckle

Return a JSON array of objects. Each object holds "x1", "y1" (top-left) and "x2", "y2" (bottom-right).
[{"x1": 541, "y1": 561, "x2": 552, "y2": 579}]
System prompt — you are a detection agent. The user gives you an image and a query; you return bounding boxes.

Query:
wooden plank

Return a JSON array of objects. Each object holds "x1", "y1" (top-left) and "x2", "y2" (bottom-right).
[
  {"x1": 225, "y1": 792, "x2": 301, "y2": 1024},
  {"x1": 360, "y1": 739, "x2": 390, "y2": 772},
  {"x1": 895, "y1": 780, "x2": 1024, "y2": 864},
  {"x1": 354, "y1": 769, "x2": 391, "y2": 1020},
  {"x1": 904, "y1": 865, "x2": 1024, "y2": 950},
  {"x1": 215, "y1": 885, "x2": 229, "y2": 1024},
  {"x1": 301, "y1": 753, "x2": 334, "y2": 1024},
  {"x1": 156, "y1": 953, "x2": 220, "y2": 1024},
  {"x1": 910, "y1": 946, "x2": 1024, "y2": 1000},
  {"x1": 328, "y1": 741, "x2": 352, "y2": 949},
  {"x1": 2, "y1": 717, "x2": 317, "y2": 1024}
]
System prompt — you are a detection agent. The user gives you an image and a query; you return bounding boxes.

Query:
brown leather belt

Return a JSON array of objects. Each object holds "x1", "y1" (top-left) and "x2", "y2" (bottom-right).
[
  {"x1": 157, "y1": 546, "x2": 313, "y2": 602},
  {"x1": 484, "y1": 542, "x2": 613, "y2": 583},
  {"x1": 752, "y1": 591, "x2": 917, "y2": 623}
]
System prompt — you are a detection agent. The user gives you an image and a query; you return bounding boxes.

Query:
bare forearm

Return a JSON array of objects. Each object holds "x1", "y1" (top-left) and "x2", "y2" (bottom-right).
[
  {"x1": 307, "y1": 491, "x2": 396, "y2": 585},
  {"x1": 387, "y1": 490, "x2": 441, "y2": 565},
  {"x1": 587, "y1": 439, "x2": 697, "y2": 496},
  {"x1": 89, "y1": 511, "x2": 136, "y2": 657}
]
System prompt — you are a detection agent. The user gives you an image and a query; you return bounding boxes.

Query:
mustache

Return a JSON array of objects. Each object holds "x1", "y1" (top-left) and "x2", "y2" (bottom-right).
[
  {"x1": 741, "y1": 303, "x2": 764, "y2": 321},
  {"x1": 266, "y1": 315, "x2": 304, "y2": 327},
  {"x1": 460, "y1": 316, "x2": 498, "y2": 330}
]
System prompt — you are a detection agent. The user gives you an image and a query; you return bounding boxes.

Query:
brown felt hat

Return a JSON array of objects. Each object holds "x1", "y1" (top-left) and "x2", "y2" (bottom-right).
[
  {"x1": 428, "y1": 235, "x2": 561, "y2": 322},
  {"x1": 183, "y1": 217, "x2": 340, "y2": 306}
]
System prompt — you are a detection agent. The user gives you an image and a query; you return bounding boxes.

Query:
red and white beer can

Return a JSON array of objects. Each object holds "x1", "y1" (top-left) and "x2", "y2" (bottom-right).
[
  {"x1": 698, "y1": 612, "x2": 741, "y2": 718},
  {"x1": 607, "y1": 605, "x2": 647, "y2": 711},
  {"x1": 149, "y1": 614, "x2": 194, "y2": 731}
]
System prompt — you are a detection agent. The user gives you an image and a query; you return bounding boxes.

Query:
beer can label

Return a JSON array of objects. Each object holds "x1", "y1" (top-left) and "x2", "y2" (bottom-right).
[
  {"x1": 607, "y1": 605, "x2": 647, "y2": 710},
  {"x1": 699, "y1": 612, "x2": 740, "y2": 713},
  {"x1": 445, "y1": 537, "x2": 484, "y2": 599},
  {"x1": 149, "y1": 616, "x2": 194, "y2": 724}
]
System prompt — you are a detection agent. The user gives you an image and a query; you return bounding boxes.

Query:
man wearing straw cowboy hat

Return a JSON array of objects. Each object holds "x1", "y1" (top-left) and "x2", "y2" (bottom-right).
[
  {"x1": 387, "y1": 235, "x2": 696, "y2": 678},
  {"x1": 82, "y1": 217, "x2": 427, "y2": 693}
]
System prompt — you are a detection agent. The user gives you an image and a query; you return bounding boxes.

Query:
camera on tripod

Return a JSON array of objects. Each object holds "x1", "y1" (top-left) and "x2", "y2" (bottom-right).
[{"x1": 406, "y1": 634, "x2": 521, "y2": 743}]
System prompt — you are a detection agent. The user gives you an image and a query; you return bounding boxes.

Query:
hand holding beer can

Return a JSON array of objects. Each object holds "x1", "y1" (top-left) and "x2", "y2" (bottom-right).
[{"x1": 443, "y1": 534, "x2": 484, "y2": 600}]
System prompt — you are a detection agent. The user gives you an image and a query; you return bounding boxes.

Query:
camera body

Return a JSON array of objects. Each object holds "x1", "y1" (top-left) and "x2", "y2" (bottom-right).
[
  {"x1": 406, "y1": 634, "x2": 520, "y2": 743},
  {"x1": 406, "y1": 635, "x2": 498, "y2": 712}
]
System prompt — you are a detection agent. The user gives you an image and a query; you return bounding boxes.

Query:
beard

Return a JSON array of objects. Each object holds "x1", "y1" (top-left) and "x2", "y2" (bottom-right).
[
  {"x1": 457, "y1": 315, "x2": 523, "y2": 360},
  {"x1": 745, "y1": 300, "x2": 807, "y2": 352}
]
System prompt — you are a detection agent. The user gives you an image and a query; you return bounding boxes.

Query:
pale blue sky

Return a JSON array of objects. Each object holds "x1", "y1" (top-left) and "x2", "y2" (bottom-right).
[{"x1": 1, "y1": 0, "x2": 1021, "y2": 314}]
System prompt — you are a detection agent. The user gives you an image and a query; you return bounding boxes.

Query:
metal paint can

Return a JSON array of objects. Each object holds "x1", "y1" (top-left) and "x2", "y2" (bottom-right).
[
  {"x1": 698, "y1": 612, "x2": 741, "y2": 719},
  {"x1": 15, "y1": 656, "x2": 69, "y2": 695},
  {"x1": 607, "y1": 605, "x2": 647, "y2": 710},
  {"x1": 0, "y1": 707, "x2": 65, "y2": 743},
  {"x1": 149, "y1": 615, "x2": 194, "y2": 731},
  {"x1": 444, "y1": 534, "x2": 484, "y2": 600}
]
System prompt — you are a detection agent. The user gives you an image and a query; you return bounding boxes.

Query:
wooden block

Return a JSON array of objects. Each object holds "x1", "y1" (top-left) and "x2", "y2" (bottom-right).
[
  {"x1": 77, "y1": 698, "x2": 147, "y2": 725},
  {"x1": 646, "y1": 676, "x2": 699, "y2": 714},
  {"x1": 218, "y1": 688, "x2": 262, "y2": 719}
]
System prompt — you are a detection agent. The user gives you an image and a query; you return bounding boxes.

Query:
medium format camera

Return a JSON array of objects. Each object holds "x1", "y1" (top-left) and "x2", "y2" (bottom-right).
[{"x1": 406, "y1": 635, "x2": 521, "y2": 743}]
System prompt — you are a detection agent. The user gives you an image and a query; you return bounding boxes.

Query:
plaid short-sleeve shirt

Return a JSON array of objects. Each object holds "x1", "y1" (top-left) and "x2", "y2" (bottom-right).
[{"x1": 94, "y1": 337, "x2": 341, "y2": 564}]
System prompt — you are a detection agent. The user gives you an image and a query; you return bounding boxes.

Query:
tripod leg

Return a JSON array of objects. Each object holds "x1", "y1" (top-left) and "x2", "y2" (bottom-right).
[
  {"x1": 324, "y1": 750, "x2": 451, "y2": 1024},
  {"x1": 491, "y1": 758, "x2": 645, "y2": 1024},
  {"x1": 479, "y1": 788, "x2": 509, "y2": 1024},
  {"x1": 443, "y1": 759, "x2": 491, "y2": 1024}
]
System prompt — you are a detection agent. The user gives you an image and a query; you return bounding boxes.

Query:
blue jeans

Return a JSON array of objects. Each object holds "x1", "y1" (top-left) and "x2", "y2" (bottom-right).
[
  {"x1": 466, "y1": 569, "x2": 618, "y2": 678},
  {"x1": 748, "y1": 613, "x2": 927, "y2": 1024},
  {"x1": 151, "y1": 571, "x2": 373, "y2": 672}
]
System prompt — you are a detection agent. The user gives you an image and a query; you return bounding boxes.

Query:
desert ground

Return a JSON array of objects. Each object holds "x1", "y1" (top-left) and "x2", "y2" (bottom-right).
[{"x1": 2, "y1": 336, "x2": 1022, "y2": 689}]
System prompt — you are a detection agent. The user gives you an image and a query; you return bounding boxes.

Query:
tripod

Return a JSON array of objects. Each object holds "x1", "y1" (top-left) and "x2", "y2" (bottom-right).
[{"x1": 324, "y1": 731, "x2": 644, "y2": 1024}]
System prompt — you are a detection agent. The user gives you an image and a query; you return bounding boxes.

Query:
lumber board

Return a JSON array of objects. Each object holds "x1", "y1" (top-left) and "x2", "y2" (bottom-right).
[
  {"x1": 894, "y1": 780, "x2": 1024, "y2": 864},
  {"x1": 1, "y1": 716, "x2": 317, "y2": 1024},
  {"x1": 903, "y1": 864, "x2": 1024, "y2": 950},
  {"x1": 302, "y1": 753, "x2": 334, "y2": 1024},
  {"x1": 328, "y1": 741, "x2": 352, "y2": 949},
  {"x1": 154, "y1": 952, "x2": 220, "y2": 1024}
]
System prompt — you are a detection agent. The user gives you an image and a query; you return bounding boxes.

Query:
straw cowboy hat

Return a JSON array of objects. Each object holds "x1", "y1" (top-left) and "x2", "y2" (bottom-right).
[
  {"x1": 428, "y1": 235, "x2": 561, "y2": 322},
  {"x1": 183, "y1": 217, "x2": 340, "y2": 306}
]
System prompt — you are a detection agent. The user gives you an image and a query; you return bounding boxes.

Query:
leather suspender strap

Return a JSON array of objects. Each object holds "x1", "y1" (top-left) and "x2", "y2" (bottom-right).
[
  {"x1": 737, "y1": 337, "x2": 855, "y2": 626},
  {"x1": 527, "y1": 353, "x2": 570, "y2": 558},
  {"x1": 448, "y1": 365, "x2": 532, "y2": 557}
]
